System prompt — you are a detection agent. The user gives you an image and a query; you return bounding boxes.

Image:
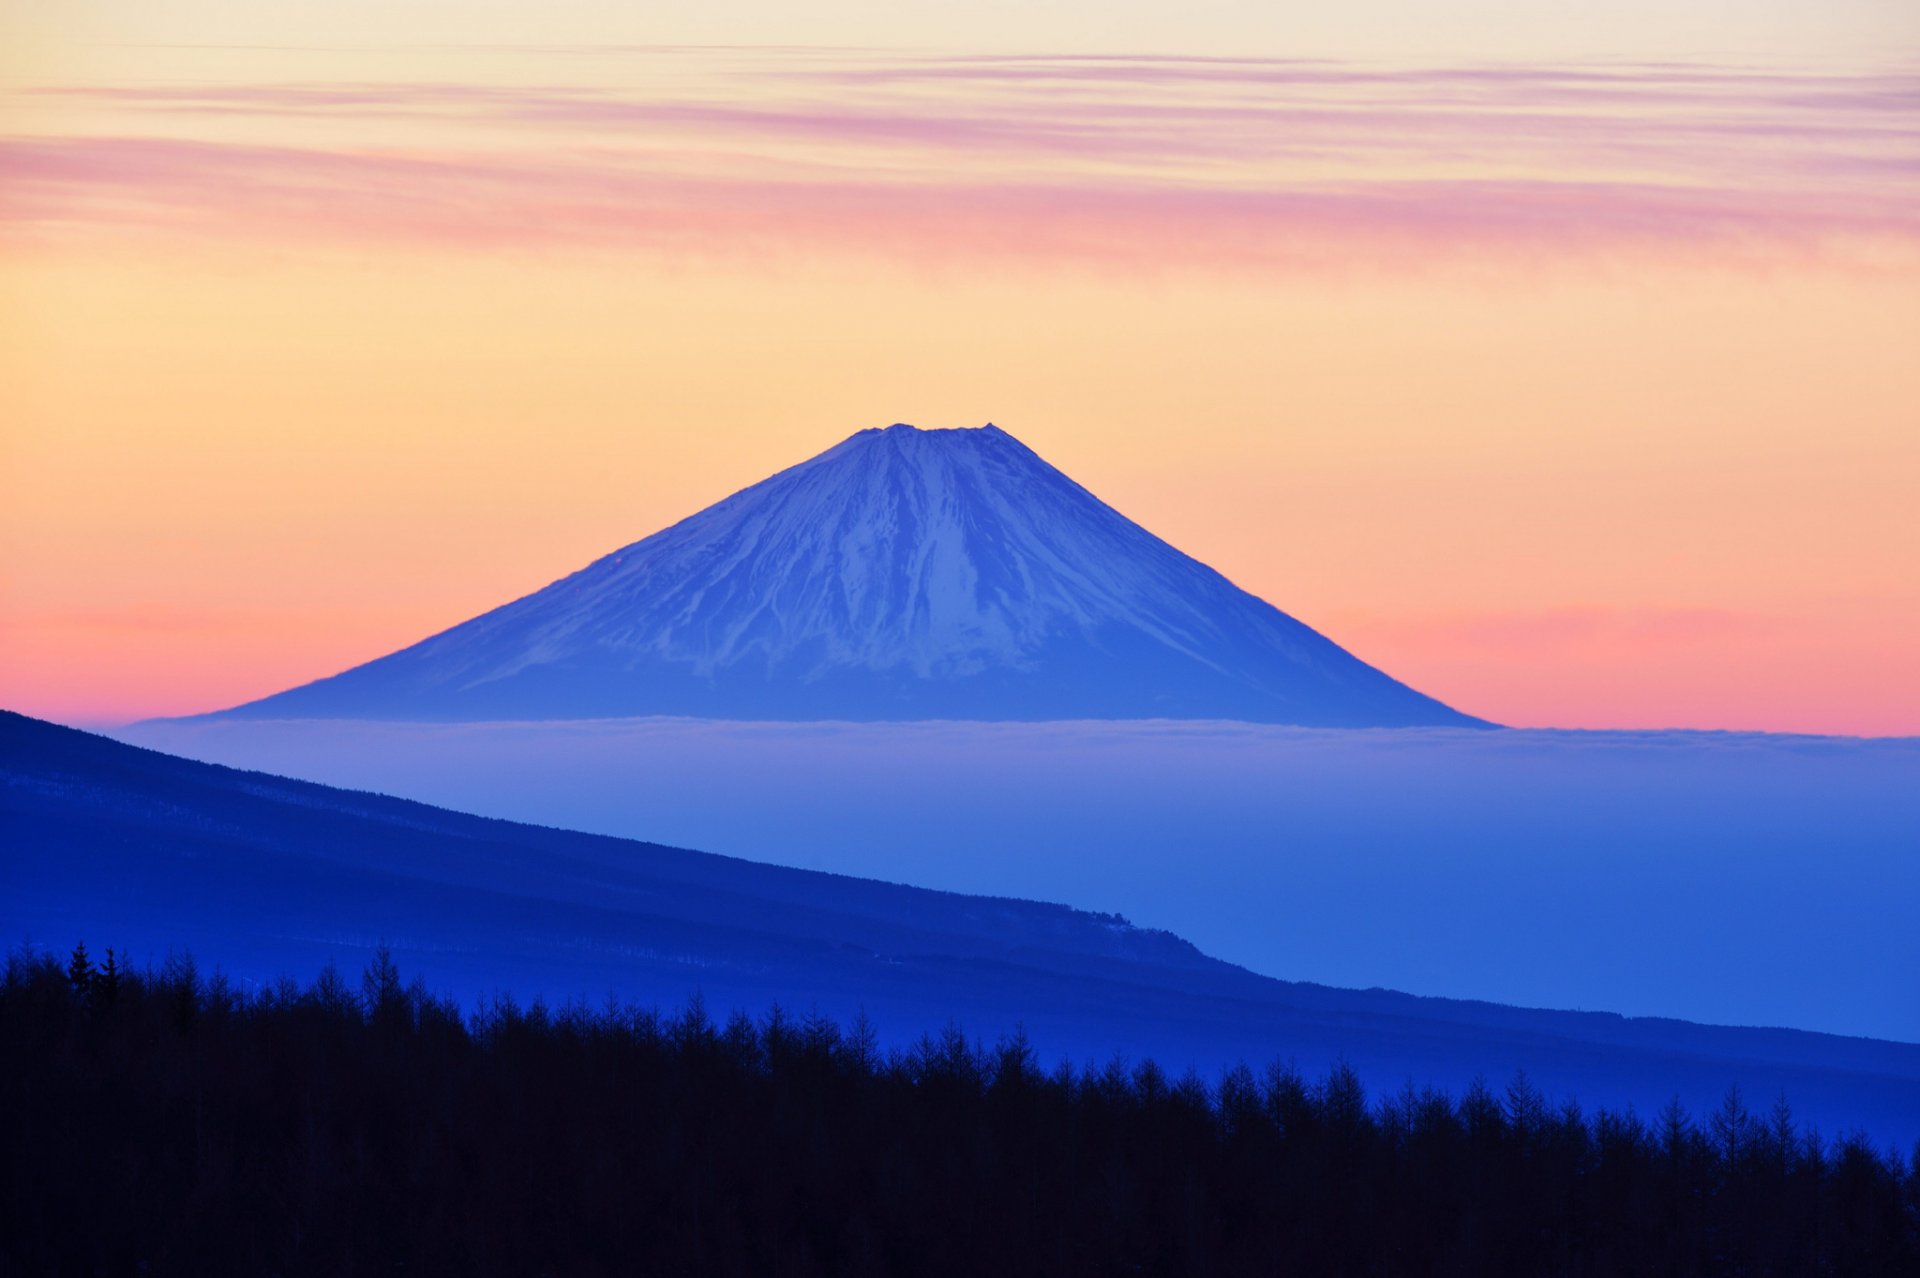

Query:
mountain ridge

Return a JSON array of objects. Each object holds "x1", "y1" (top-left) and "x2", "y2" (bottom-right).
[
  {"x1": 7, "y1": 708, "x2": 1917, "y2": 1142},
  {"x1": 185, "y1": 423, "x2": 1484, "y2": 727}
]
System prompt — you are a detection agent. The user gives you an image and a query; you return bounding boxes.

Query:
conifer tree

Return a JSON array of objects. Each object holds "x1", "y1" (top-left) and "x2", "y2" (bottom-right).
[
  {"x1": 97, "y1": 947, "x2": 120, "y2": 1007},
  {"x1": 65, "y1": 941, "x2": 95, "y2": 995},
  {"x1": 361, "y1": 945, "x2": 405, "y2": 1025}
]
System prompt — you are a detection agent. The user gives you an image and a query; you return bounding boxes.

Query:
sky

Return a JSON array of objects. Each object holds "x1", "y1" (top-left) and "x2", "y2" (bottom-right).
[{"x1": 3, "y1": 3, "x2": 1917, "y2": 733}]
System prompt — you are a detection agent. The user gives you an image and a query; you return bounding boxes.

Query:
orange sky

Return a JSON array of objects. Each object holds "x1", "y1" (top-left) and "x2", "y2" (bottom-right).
[{"x1": 3, "y1": 33, "x2": 1917, "y2": 733}]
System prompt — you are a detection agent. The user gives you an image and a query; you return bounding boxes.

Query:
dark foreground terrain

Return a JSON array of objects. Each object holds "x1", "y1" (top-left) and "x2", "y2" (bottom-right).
[
  {"x1": 7, "y1": 948, "x2": 1918, "y2": 1277},
  {"x1": 7, "y1": 710, "x2": 1920, "y2": 1142}
]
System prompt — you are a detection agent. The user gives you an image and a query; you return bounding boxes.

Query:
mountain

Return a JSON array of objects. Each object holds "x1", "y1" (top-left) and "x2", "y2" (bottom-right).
[
  {"x1": 191, "y1": 424, "x2": 1480, "y2": 726},
  {"x1": 7, "y1": 710, "x2": 1917, "y2": 1141}
]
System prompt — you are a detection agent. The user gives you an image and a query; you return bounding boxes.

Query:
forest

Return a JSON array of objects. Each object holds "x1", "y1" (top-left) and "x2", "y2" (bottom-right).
[{"x1": 8, "y1": 943, "x2": 1919, "y2": 1277}]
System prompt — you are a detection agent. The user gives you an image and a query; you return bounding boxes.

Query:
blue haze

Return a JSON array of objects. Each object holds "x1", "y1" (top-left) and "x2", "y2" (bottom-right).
[
  {"x1": 12, "y1": 711, "x2": 1920, "y2": 1146},
  {"x1": 117, "y1": 716, "x2": 1920, "y2": 1043}
]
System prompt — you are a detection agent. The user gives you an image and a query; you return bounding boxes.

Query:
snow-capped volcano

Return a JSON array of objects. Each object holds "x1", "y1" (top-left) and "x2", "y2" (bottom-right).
[{"x1": 199, "y1": 424, "x2": 1482, "y2": 726}]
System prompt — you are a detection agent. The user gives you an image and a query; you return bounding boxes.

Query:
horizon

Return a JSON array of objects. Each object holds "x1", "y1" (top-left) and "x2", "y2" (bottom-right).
[
  {"x1": 13, "y1": 409, "x2": 1920, "y2": 735},
  {"x1": 4, "y1": 16, "x2": 1918, "y2": 735},
  {"x1": 13, "y1": 407, "x2": 1920, "y2": 736},
  {"x1": 8, "y1": 13, "x2": 1920, "y2": 1261},
  {"x1": 86, "y1": 419, "x2": 1920, "y2": 739}
]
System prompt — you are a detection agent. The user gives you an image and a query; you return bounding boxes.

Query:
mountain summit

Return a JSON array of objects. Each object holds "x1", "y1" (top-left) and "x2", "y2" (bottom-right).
[{"x1": 200, "y1": 424, "x2": 1482, "y2": 726}]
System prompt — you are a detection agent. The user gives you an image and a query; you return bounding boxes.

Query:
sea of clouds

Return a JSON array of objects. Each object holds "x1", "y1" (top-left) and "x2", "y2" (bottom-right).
[{"x1": 117, "y1": 717, "x2": 1920, "y2": 1042}]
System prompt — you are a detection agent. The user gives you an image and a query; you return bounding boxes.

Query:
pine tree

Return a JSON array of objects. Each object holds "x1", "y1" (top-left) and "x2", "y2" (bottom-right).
[
  {"x1": 361, "y1": 945, "x2": 405, "y2": 1025},
  {"x1": 97, "y1": 947, "x2": 121, "y2": 1007},
  {"x1": 1768, "y1": 1092, "x2": 1797, "y2": 1174},
  {"x1": 65, "y1": 941, "x2": 95, "y2": 996},
  {"x1": 1709, "y1": 1085, "x2": 1753, "y2": 1162},
  {"x1": 1660, "y1": 1095, "x2": 1697, "y2": 1162},
  {"x1": 1505, "y1": 1069, "x2": 1548, "y2": 1136}
]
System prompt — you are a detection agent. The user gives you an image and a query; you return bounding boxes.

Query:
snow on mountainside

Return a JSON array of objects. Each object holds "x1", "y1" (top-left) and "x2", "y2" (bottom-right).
[{"x1": 196, "y1": 424, "x2": 1482, "y2": 726}]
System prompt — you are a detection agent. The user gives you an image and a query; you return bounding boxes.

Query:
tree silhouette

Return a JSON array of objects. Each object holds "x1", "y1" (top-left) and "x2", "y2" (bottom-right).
[
  {"x1": 4, "y1": 940, "x2": 1915, "y2": 1278},
  {"x1": 96, "y1": 947, "x2": 121, "y2": 1007},
  {"x1": 65, "y1": 941, "x2": 94, "y2": 995}
]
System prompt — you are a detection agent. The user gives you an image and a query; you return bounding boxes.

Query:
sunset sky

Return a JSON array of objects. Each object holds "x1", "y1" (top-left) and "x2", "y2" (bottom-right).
[{"x1": 3, "y1": 3, "x2": 1917, "y2": 733}]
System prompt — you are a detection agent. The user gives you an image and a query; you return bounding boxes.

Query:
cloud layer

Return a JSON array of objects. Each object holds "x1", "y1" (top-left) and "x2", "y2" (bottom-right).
[
  {"x1": 117, "y1": 715, "x2": 1920, "y2": 1042},
  {"x1": 7, "y1": 51, "x2": 1916, "y2": 270}
]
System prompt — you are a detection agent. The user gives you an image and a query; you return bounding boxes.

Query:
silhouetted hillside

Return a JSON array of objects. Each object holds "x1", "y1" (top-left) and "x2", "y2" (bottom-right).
[{"x1": 7, "y1": 709, "x2": 1920, "y2": 1142}]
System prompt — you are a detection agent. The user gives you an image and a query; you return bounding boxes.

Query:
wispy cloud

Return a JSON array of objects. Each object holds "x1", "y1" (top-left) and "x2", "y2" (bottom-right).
[{"x1": 7, "y1": 51, "x2": 1916, "y2": 270}]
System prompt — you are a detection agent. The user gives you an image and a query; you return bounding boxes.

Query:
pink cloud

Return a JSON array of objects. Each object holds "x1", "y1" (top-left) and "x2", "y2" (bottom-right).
[
  {"x1": 8, "y1": 54, "x2": 1916, "y2": 270},
  {"x1": 3, "y1": 133, "x2": 1911, "y2": 271}
]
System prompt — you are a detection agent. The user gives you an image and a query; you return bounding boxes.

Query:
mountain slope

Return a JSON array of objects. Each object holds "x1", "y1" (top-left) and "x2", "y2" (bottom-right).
[
  {"x1": 195, "y1": 424, "x2": 1480, "y2": 726},
  {"x1": 7, "y1": 710, "x2": 1916, "y2": 1141}
]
